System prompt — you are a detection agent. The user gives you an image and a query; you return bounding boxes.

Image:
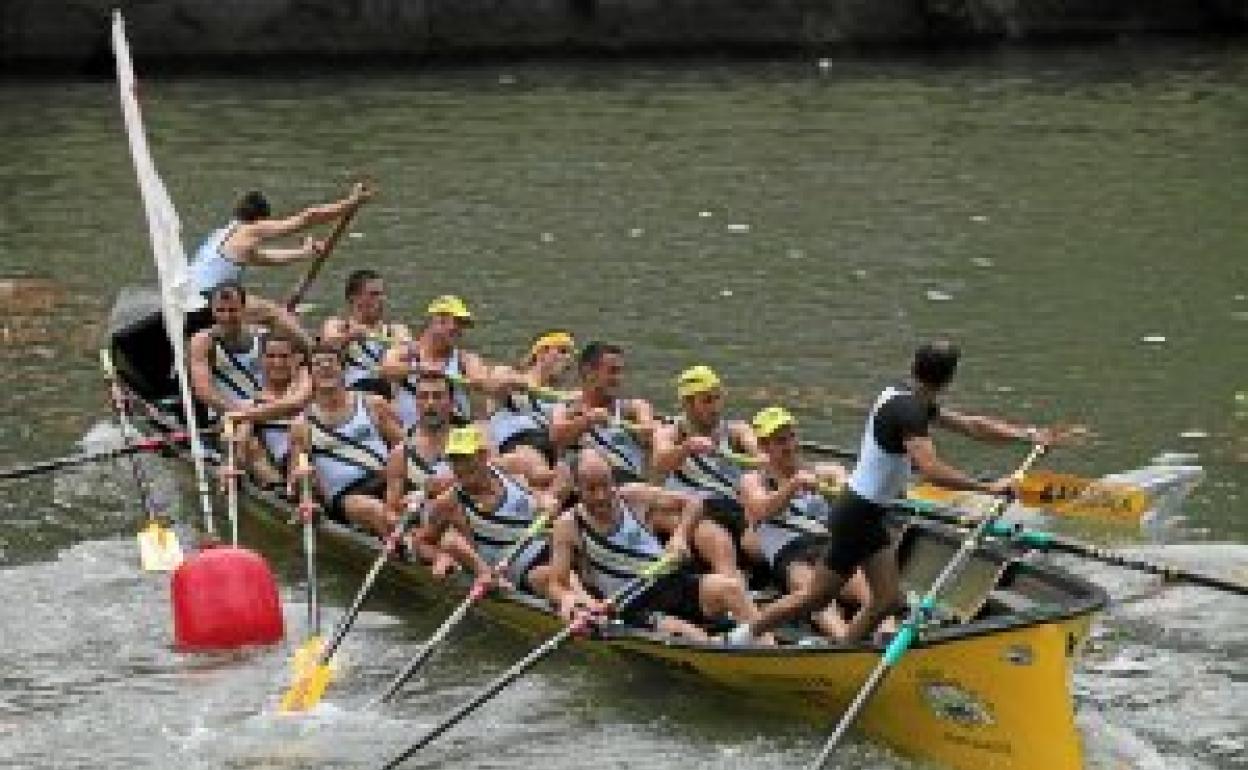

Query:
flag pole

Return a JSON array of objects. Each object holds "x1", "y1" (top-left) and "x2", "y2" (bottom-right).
[{"x1": 111, "y1": 11, "x2": 216, "y2": 536}]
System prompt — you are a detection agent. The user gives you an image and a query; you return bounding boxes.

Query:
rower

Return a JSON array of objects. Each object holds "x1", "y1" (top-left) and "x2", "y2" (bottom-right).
[
  {"x1": 547, "y1": 449, "x2": 764, "y2": 642},
  {"x1": 320, "y1": 269, "x2": 411, "y2": 397},
  {"x1": 651, "y1": 365, "x2": 759, "y2": 579},
  {"x1": 223, "y1": 333, "x2": 312, "y2": 489},
  {"x1": 188, "y1": 282, "x2": 266, "y2": 421},
  {"x1": 423, "y1": 426, "x2": 560, "y2": 598},
  {"x1": 288, "y1": 344, "x2": 406, "y2": 540},
  {"x1": 736, "y1": 407, "x2": 870, "y2": 642},
  {"x1": 380, "y1": 295, "x2": 489, "y2": 428},
  {"x1": 186, "y1": 183, "x2": 372, "y2": 345},
  {"x1": 550, "y1": 342, "x2": 655, "y2": 484},
  {"x1": 732, "y1": 341, "x2": 1078, "y2": 643},
  {"x1": 486, "y1": 330, "x2": 578, "y2": 470}
]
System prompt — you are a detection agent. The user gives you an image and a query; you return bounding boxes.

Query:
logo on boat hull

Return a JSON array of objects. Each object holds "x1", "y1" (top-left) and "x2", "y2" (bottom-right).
[{"x1": 920, "y1": 681, "x2": 995, "y2": 727}]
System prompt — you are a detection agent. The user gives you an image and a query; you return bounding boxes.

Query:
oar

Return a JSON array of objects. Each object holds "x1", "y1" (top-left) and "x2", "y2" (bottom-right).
[
  {"x1": 439, "y1": 367, "x2": 574, "y2": 403},
  {"x1": 0, "y1": 433, "x2": 189, "y2": 482},
  {"x1": 291, "y1": 455, "x2": 324, "y2": 676},
  {"x1": 799, "y1": 437, "x2": 1151, "y2": 522},
  {"x1": 806, "y1": 444, "x2": 1046, "y2": 770},
  {"x1": 100, "y1": 348, "x2": 184, "y2": 571},
  {"x1": 378, "y1": 554, "x2": 678, "y2": 770},
  {"x1": 284, "y1": 183, "x2": 372, "y2": 312},
  {"x1": 222, "y1": 417, "x2": 240, "y2": 547},
  {"x1": 376, "y1": 511, "x2": 554, "y2": 705},
  {"x1": 899, "y1": 498, "x2": 1248, "y2": 597},
  {"x1": 279, "y1": 505, "x2": 423, "y2": 713}
]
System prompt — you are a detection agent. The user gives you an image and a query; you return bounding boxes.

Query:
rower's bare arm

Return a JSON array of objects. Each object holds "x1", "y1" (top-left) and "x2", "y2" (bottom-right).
[
  {"x1": 246, "y1": 184, "x2": 370, "y2": 239},
  {"x1": 435, "y1": 498, "x2": 492, "y2": 577},
  {"x1": 936, "y1": 408, "x2": 1037, "y2": 445},
  {"x1": 319, "y1": 317, "x2": 352, "y2": 349},
  {"x1": 547, "y1": 515, "x2": 581, "y2": 616},
  {"x1": 187, "y1": 332, "x2": 237, "y2": 416},
  {"x1": 285, "y1": 421, "x2": 311, "y2": 493},
  {"x1": 730, "y1": 420, "x2": 763, "y2": 459},
  {"x1": 495, "y1": 452, "x2": 554, "y2": 490},
  {"x1": 378, "y1": 343, "x2": 412, "y2": 381},
  {"x1": 241, "y1": 377, "x2": 311, "y2": 423},
  {"x1": 369, "y1": 396, "x2": 406, "y2": 448},
  {"x1": 382, "y1": 445, "x2": 407, "y2": 514},
  {"x1": 550, "y1": 403, "x2": 587, "y2": 447},
  {"x1": 627, "y1": 399, "x2": 658, "y2": 447},
  {"x1": 905, "y1": 436, "x2": 992, "y2": 494},
  {"x1": 650, "y1": 422, "x2": 688, "y2": 477},
  {"x1": 739, "y1": 470, "x2": 790, "y2": 525},
  {"x1": 249, "y1": 238, "x2": 321, "y2": 266}
]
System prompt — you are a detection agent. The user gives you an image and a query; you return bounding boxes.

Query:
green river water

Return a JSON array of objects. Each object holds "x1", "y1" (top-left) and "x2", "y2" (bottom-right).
[{"x1": 0, "y1": 40, "x2": 1245, "y2": 770}]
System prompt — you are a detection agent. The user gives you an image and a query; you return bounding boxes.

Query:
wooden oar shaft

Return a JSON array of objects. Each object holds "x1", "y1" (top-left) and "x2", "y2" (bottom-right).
[
  {"x1": 378, "y1": 557, "x2": 673, "y2": 770},
  {"x1": 284, "y1": 198, "x2": 364, "y2": 313},
  {"x1": 808, "y1": 445, "x2": 1046, "y2": 769},
  {"x1": 379, "y1": 622, "x2": 578, "y2": 770},
  {"x1": 377, "y1": 513, "x2": 555, "y2": 704},
  {"x1": 319, "y1": 511, "x2": 419, "y2": 667},
  {"x1": 0, "y1": 433, "x2": 187, "y2": 481},
  {"x1": 900, "y1": 500, "x2": 1248, "y2": 597}
]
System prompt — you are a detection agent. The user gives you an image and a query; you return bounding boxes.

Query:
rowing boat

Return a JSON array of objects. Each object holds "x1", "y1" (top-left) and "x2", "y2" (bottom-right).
[{"x1": 107, "y1": 289, "x2": 1108, "y2": 770}]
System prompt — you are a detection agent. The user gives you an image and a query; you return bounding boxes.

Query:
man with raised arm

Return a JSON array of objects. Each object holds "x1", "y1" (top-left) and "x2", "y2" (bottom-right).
[
  {"x1": 379, "y1": 295, "x2": 491, "y2": 427},
  {"x1": 550, "y1": 342, "x2": 655, "y2": 485},
  {"x1": 287, "y1": 343, "x2": 406, "y2": 540},
  {"x1": 547, "y1": 449, "x2": 765, "y2": 643},
  {"x1": 320, "y1": 269, "x2": 411, "y2": 397},
  {"x1": 186, "y1": 182, "x2": 372, "y2": 345},
  {"x1": 728, "y1": 341, "x2": 1079, "y2": 644}
]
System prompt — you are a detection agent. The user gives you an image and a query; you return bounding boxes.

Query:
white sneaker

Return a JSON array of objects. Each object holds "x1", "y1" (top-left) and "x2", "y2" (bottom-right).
[{"x1": 723, "y1": 623, "x2": 754, "y2": 646}]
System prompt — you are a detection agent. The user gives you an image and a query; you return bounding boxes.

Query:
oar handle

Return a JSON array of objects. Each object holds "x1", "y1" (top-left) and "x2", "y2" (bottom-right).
[{"x1": 285, "y1": 185, "x2": 371, "y2": 312}]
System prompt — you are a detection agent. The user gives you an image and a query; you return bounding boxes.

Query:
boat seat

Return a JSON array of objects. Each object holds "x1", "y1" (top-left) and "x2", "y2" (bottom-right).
[{"x1": 895, "y1": 525, "x2": 1013, "y2": 624}]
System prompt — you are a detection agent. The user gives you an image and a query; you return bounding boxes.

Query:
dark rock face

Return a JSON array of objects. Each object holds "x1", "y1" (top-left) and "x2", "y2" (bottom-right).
[{"x1": 3, "y1": 0, "x2": 1247, "y2": 68}]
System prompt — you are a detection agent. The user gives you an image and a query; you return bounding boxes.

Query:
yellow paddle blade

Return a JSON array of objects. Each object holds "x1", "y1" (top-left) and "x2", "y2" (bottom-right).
[
  {"x1": 290, "y1": 635, "x2": 326, "y2": 677},
  {"x1": 909, "y1": 471, "x2": 1151, "y2": 523},
  {"x1": 137, "y1": 520, "x2": 183, "y2": 571},
  {"x1": 279, "y1": 661, "x2": 334, "y2": 714},
  {"x1": 1019, "y1": 470, "x2": 1150, "y2": 521}
]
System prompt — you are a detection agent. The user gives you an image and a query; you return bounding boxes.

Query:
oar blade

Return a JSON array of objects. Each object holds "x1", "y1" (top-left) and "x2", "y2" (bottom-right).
[
  {"x1": 291, "y1": 635, "x2": 327, "y2": 677},
  {"x1": 279, "y1": 661, "x2": 334, "y2": 714},
  {"x1": 137, "y1": 520, "x2": 183, "y2": 571}
]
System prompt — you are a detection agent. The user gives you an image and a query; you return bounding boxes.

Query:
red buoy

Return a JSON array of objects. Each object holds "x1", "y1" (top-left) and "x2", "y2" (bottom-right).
[{"x1": 172, "y1": 547, "x2": 284, "y2": 651}]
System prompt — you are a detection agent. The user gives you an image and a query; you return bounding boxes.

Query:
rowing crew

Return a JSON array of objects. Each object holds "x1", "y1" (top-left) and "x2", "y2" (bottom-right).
[{"x1": 183, "y1": 191, "x2": 1079, "y2": 643}]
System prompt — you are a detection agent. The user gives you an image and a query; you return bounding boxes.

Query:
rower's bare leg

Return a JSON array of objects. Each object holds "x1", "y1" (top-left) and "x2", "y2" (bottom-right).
[
  {"x1": 842, "y1": 548, "x2": 902, "y2": 643},
  {"x1": 698, "y1": 573, "x2": 768, "y2": 632},
  {"x1": 752, "y1": 569, "x2": 843, "y2": 638},
  {"x1": 690, "y1": 519, "x2": 741, "y2": 581},
  {"x1": 243, "y1": 295, "x2": 314, "y2": 350},
  {"x1": 243, "y1": 436, "x2": 283, "y2": 486},
  {"x1": 654, "y1": 615, "x2": 710, "y2": 641},
  {"x1": 342, "y1": 494, "x2": 398, "y2": 541}
]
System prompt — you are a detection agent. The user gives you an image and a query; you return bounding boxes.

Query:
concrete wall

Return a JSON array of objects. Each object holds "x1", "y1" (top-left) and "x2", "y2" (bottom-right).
[{"x1": 3, "y1": 0, "x2": 1247, "y2": 68}]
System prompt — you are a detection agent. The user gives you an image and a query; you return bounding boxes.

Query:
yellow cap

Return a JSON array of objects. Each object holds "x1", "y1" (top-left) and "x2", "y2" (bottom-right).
[
  {"x1": 676, "y1": 365, "x2": 722, "y2": 398},
  {"x1": 427, "y1": 295, "x2": 473, "y2": 324},
  {"x1": 445, "y1": 426, "x2": 485, "y2": 457},
  {"x1": 530, "y1": 330, "x2": 575, "y2": 359},
  {"x1": 752, "y1": 406, "x2": 796, "y2": 439}
]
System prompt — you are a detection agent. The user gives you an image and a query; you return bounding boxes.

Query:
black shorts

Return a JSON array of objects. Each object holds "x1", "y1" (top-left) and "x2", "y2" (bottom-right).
[
  {"x1": 618, "y1": 569, "x2": 704, "y2": 628},
  {"x1": 328, "y1": 473, "x2": 387, "y2": 526},
  {"x1": 773, "y1": 533, "x2": 831, "y2": 588},
  {"x1": 823, "y1": 490, "x2": 892, "y2": 577},
  {"x1": 349, "y1": 377, "x2": 393, "y2": 399},
  {"x1": 498, "y1": 428, "x2": 558, "y2": 467},
  {"x1": 701, "y1": 495, "x2": 747, "y2": 541}
]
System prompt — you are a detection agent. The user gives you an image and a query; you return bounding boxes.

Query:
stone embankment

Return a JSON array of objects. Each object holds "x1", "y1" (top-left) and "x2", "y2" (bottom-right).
[{"x1": 3, "y1": 0, "x2": 1246, "y2": 69}]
